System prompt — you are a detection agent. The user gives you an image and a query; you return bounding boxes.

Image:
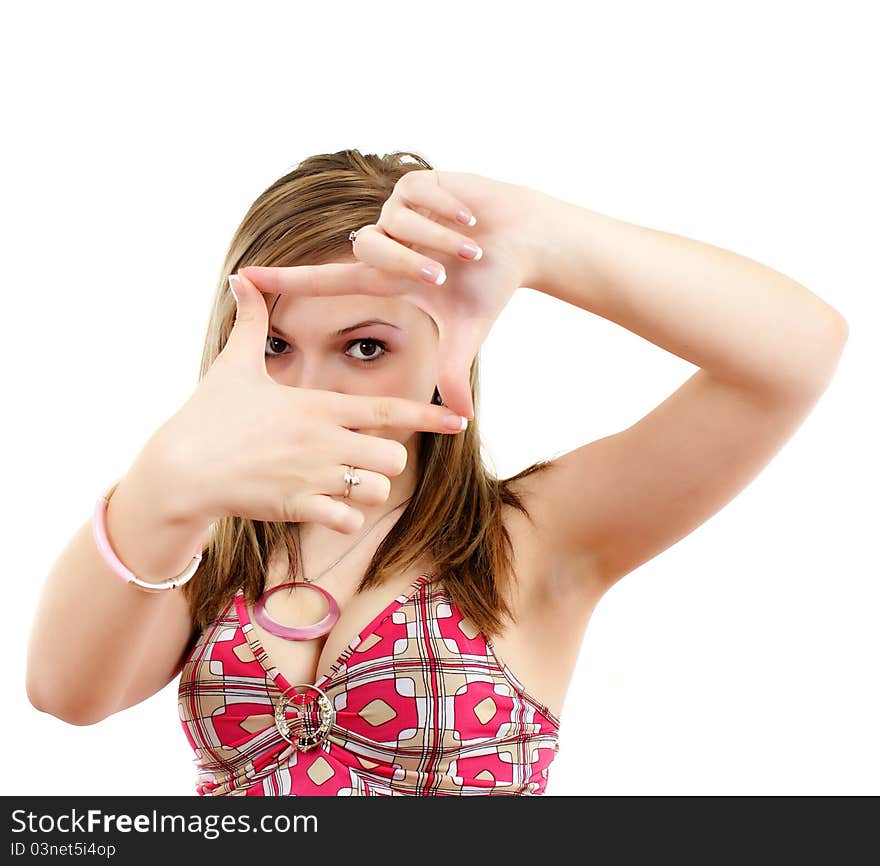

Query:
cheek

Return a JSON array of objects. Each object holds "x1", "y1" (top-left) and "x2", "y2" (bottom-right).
[
  {"x1": 385, "y1": 361, "x2": 417, "y2": 385},
  {"x1": 349, "y1": 354, "x2": 435, "y2": 440},
  {"x1": 366, "y1": 363, "x2": 430, "y2": 401}
]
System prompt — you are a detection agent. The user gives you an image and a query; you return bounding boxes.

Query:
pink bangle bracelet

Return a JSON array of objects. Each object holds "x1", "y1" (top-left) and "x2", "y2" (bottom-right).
[{"x1": 92, "y1": 479, "x2": 204, "y2": 593}]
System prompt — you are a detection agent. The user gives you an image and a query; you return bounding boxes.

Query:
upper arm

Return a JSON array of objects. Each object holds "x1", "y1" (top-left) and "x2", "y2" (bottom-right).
[{"x1": 514, "y1": 365, "x2": 841, "y2": 594}]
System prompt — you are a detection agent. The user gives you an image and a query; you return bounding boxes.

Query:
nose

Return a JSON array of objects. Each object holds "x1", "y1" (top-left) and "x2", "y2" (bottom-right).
[
  {"x1": 293, "y1": 361, "x2": 338, "y2": 394},
  {"x1": 285, "y1": 359, "x2": 362, "y2": 414}
]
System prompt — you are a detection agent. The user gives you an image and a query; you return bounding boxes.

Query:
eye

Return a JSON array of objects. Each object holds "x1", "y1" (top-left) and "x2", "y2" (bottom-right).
[
  {"x1": 264, "y1": 336, "x2": 389, "y2": 364},
  {"x1": 265, "y1": 336, "x2": 290, "y2": 357},
  {"x1": 345, "y1": 339, "x2": 388, "y2": 364}
]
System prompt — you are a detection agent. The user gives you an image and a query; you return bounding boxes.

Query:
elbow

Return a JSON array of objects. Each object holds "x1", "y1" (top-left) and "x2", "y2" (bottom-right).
[
  {"x1": 28, "y1": 699, "x2": 110, "y2": 727},
  {"x1": 816, "y1": 310, "x2": 849, "y2": 384},
  {"x1": 26, "y1": 676, "x2": 111, "y2": 727},
  {"x1": 782, "y1": 310, "x2": 849, "y2": 402},
  {"x1": 837, "y1": 313, "x2": 849, "y2": 347},
  {"x1": 826, "y1": 308, "x2": 849, "y2": 344}
]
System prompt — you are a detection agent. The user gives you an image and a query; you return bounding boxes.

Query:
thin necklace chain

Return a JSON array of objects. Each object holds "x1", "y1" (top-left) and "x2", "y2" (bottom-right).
[{"x1": 296, "y1": 498, "x2": 410, "y2": 585}]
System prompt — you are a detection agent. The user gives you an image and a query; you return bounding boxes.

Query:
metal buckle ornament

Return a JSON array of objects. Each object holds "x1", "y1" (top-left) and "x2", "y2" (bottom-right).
[{"x1": 274, "y1": 683, "x2": 335, "y2": 752}]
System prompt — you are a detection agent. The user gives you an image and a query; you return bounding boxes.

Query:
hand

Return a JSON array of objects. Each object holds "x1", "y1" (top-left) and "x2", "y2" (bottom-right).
[
  {"x1": 156, "y1": 272, "x2": 469, "y2": 533},
  {"x1": 240, "y1": 169, "x2": 546, "y2": 420}
]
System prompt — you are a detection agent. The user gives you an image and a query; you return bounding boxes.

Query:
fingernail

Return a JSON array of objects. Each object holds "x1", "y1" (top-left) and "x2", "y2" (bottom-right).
[
  {"x1": 228, "y1": 274, "x2": 240, "y2": 301},
  {"x1": 458, "y1": 242, "x2": 483, "y2": 261},
  {"x1": 456, "y1": 210, "x2": 477, "y2": 226},
  {"x1": 420, "y1": 263, "x2": 447, "y2": 285},
  {"x1": 444, "y1": 414, "x2": 468, "y2": 431}
]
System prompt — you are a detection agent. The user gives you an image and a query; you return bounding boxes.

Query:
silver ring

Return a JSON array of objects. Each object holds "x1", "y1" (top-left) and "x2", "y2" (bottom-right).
[
  {"x1": 348, "y1": 228, "x2": 360, "y2": 244},
  {"x1": 343, "y1": 465, "x2": 361, "y2": 498}
]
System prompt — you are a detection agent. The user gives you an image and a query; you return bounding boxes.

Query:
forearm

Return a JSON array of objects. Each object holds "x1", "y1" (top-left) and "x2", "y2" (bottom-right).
[
  {"x1": 27, "y1": 435, "x2": 213, "y2": 723},
  {"x1": 526, "y1": 195, "x2": 849, "y2": 399}
]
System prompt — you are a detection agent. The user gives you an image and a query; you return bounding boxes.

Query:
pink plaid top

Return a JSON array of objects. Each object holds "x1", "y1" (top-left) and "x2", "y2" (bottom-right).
[{"x1": 177, "y1": 573, "x2": 561, "y2": 795}]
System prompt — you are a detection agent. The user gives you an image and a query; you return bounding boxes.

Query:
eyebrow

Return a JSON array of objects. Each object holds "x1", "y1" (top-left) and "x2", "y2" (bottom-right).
[{"x1": 269, "y1": 319, "x2": 401, "y2": 342}]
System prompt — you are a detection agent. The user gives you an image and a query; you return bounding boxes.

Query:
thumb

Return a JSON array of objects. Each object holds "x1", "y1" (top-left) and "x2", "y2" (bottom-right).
[
  {"x1": 435, "y1": 323, "x2": 480, "y2": 422},
  {"x1": 224, "y1": 272, "x2": 269, "y2": 370}
]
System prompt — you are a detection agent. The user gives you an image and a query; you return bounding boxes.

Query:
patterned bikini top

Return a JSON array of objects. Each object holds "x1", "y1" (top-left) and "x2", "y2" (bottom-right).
[{"x1": 177, "y1": 573, "x2": 561, "y2": 796}]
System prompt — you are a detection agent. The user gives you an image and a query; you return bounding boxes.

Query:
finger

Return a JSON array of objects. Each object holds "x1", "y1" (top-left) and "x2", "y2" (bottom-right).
[
  {"x1": 353, "y1": 225, "x2": 446, "y2": 287},
  {"x1": 334, "y1": 430, "x2": 411, "y2": 480},
  {"x1": 223, "y1": 272, "x2": 271, "y2": 373},
  {"x1": 363, "y1": 211, "x2": 483, "y2": 286},
  {"x1": 323, "y1": 464, "x2": 391, "y2": 505},
  {"x1": 298, "y1": 495, "x2": 365, "y2": 534},
  {"x1": 332, "y1": 393, "x2": 470, "y2": 437},
  {"x1": 240, "y1": 261, "x2": 400, "y2": 299},
  {"x1": 396, "y1": 169, "x2": 478, "y2": 228}
]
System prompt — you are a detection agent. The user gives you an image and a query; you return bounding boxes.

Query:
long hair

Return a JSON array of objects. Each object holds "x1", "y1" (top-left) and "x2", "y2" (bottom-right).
[{"x1": 183, "y1": 149, "x2": 552, "y2": 640}]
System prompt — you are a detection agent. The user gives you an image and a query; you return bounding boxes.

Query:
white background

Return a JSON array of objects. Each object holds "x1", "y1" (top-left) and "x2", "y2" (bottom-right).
[{"x1": 3, "y1": 1, "x2": 876, "y2": 796}]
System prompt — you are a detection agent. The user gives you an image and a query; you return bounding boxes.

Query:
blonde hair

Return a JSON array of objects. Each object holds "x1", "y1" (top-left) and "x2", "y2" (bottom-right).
[{"x1": 183, "y1": 149, "x2": 552, "y2": 640}]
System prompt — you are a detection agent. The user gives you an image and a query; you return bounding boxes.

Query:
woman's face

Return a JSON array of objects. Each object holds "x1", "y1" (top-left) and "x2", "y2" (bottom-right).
[{"x1": 264, "y1": 286, "x2": 440, "y2": 446}]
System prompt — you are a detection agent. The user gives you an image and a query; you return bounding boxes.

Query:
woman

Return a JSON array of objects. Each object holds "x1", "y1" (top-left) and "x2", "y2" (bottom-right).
[{"x1": 26, "y1": 149, "x2": 848, "y2": 796}]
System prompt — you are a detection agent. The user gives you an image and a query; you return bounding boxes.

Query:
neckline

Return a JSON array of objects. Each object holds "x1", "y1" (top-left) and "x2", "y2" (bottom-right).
[{"x1": 234, "y1": 572, "x2": 432, "y2": 699}]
